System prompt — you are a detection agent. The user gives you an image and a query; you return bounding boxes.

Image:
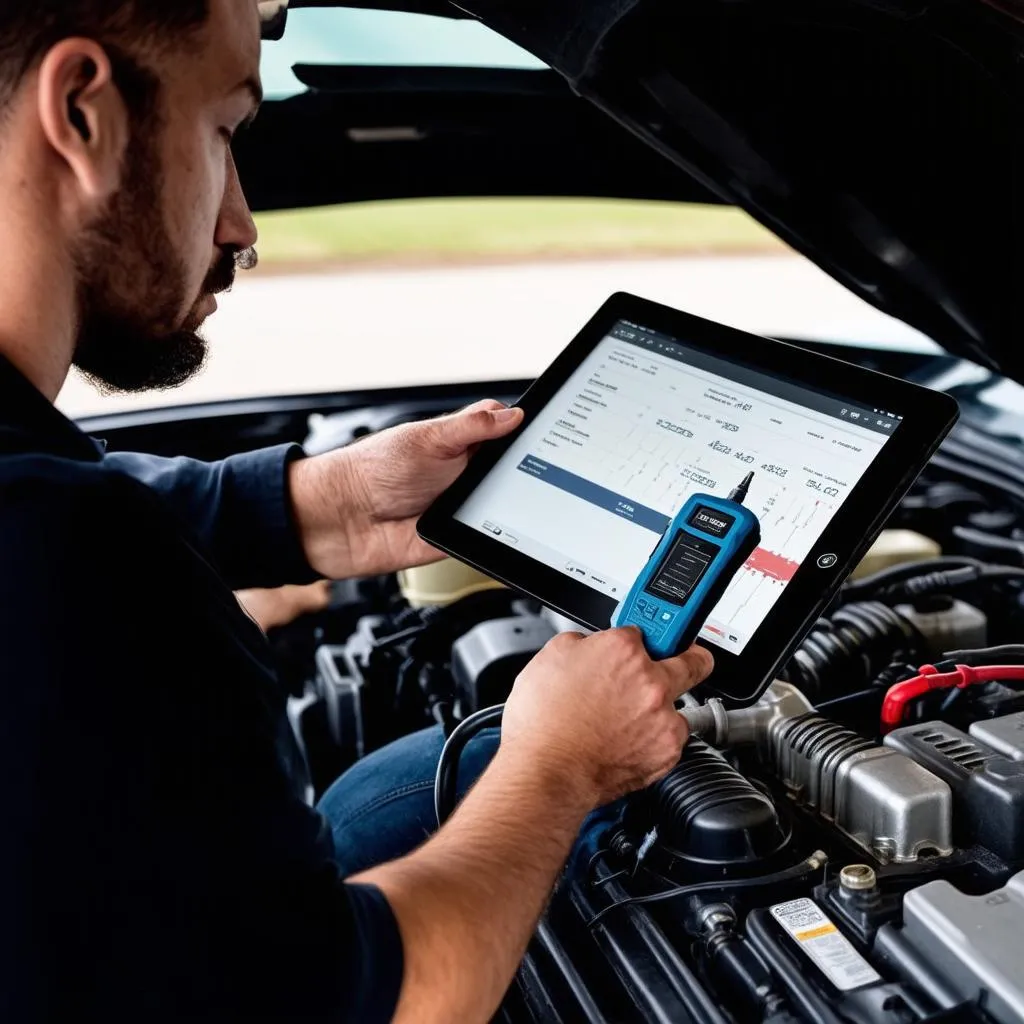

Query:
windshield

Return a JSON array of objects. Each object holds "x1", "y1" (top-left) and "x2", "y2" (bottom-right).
[{"x1": 56, "y1": 9, "x2": 938, "y2": 419}]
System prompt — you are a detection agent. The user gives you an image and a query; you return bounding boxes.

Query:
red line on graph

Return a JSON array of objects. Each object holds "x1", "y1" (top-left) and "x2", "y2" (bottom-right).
[{"x1": 745, "y1": 546, "x2": 800, "y2": 582}]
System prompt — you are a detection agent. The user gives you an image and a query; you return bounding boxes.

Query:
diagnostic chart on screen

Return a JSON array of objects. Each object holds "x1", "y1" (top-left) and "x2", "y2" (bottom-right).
[{"x1": 456, "y1": 322, "x2": 898, "y2": 654}]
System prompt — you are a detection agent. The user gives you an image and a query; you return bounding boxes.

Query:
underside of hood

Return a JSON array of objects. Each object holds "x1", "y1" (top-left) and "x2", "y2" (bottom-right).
[{"x1": 294, "y1": 0, "x2": 1022, "y2": 380}]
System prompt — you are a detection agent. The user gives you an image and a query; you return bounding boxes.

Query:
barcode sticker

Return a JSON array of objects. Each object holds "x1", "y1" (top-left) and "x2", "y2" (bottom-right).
[{"x1": 770, "y1": 898, "x2": 881, "y2": 992}]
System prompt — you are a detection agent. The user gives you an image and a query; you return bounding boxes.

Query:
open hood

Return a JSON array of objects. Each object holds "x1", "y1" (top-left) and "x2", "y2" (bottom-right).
[{"x1": 273, "y1": 0, "x2": 1021, "y2": 380}]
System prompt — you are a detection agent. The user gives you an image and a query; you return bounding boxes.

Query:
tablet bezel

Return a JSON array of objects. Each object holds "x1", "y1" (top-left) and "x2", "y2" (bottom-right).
[{"x1": 418, "y1": 292, "x2": 960, "y2": 705}]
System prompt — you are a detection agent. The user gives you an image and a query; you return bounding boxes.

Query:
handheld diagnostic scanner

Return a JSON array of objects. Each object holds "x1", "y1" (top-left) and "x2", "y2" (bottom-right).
[{"x1": 612, "y1": 472, "x2": 761, "y2": 658}]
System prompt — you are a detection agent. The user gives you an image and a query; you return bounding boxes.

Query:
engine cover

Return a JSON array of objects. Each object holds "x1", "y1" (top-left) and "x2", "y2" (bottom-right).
[{"x1": 768, "y1": 714, "x2": 953, "y2": 862}]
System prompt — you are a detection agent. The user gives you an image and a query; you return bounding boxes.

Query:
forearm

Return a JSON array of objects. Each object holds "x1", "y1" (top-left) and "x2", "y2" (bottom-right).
[{"x1": 352, "y1": 745, "x2": 593, "y2": 1023}]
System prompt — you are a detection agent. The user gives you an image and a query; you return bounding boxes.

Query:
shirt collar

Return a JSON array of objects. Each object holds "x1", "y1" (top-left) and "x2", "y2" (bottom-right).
[{"x1": 0, "y1": 355, "x2": 104, "y2": 462}]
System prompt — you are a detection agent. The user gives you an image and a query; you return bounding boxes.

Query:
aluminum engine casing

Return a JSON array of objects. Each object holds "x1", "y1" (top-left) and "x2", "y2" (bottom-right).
[
  {"x1": 767, "y1": 712, "x2": 953, "y2": 863},
  {"x1": 895, "y1": 869, "x2": 1024, "y2": 1024}
]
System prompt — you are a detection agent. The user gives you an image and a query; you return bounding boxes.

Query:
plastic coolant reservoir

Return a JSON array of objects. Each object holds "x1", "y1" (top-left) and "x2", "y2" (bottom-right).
[
  {"x1": 398, "y1": 559, "x2": 505, "y2": 608},
  {"x1": 849, "y1": 529, "x2": 942, "y2": 580}
]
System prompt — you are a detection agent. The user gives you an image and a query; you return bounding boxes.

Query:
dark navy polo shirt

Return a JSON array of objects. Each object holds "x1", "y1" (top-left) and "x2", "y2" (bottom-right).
[{"x1": 0, "y1": 356, "x2": 403, "y2": 1022}]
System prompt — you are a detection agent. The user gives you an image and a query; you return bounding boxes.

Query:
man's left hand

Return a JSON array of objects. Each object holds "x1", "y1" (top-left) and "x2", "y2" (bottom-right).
[{"x1": 288, "y1": 400, "x2": 524, "y2": 580}]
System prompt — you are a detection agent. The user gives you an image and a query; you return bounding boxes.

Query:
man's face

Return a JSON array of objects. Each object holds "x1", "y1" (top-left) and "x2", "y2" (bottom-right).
[{"x1": 73, "y1": 0, "x2": 262, "y2": 394}]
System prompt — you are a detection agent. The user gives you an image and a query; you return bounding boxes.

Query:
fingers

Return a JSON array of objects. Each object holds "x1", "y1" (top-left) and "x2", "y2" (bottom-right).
[
  {"x1": 661, "y1": 643, "x2": 715, "y2": 699},
  {"x1": 459, "y1": 399, "x2": 508, "y2": 415},
  {"x1": 427, "y1": 401, "x2": 524, "y2": 456},
  {"x1": 547, "y1": 629, "x2": 587, "y2": 651}
]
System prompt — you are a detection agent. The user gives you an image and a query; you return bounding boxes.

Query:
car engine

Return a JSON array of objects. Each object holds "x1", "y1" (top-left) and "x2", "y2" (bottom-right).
[{"x1": 268, "y1": 385, "x2": 1024, "y2": 1023}]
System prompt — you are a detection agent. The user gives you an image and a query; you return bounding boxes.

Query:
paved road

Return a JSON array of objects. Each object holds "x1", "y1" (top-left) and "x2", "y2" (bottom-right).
[{"x1": 57, "y1": 254, "x2": 937, "y2": 419}]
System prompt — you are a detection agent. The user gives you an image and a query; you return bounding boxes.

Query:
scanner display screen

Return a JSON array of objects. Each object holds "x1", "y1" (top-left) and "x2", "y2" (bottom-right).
[
  {"x1": 688, "y1": 505, "x2": 735, "y2": 539},
  {"x1": 645, "y1": 531, "x2": 719, "y2": 604},
  {"x1": 454, "y1": 320, "x2": 900, "y2": 655}
]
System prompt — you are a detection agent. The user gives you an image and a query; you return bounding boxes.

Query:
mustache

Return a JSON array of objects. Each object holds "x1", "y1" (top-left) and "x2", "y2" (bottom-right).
[{"x1": 203, "y1": 246, "x2": 258, "y2": 296}]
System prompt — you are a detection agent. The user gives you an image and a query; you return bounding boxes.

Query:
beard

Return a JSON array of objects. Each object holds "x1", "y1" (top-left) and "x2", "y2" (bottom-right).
[{"x1": 71, "y1": 129, "x2": 240, "y2": 395}]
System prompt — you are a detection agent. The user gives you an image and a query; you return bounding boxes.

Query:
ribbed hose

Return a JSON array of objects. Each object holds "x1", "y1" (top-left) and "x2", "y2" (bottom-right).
[{"x1": 781, "y1": 602, "x2": 926, "y2": 700}]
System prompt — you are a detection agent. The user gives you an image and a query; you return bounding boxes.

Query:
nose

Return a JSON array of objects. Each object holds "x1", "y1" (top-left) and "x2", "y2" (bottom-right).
[{"x1": 215, "y1": 149, "x2": 258, "y2": 254}]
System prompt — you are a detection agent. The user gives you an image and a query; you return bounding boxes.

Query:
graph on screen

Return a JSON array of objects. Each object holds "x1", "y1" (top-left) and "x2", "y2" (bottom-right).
[
  {"x1": 524, "y1": 345, "x2": 878, "y2": 648},
  {"x1": 457, "y1": 327, "x2": 892, "y2": 654}
]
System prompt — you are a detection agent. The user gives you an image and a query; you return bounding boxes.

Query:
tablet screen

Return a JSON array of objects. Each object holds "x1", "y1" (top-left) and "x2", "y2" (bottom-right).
[{"x1": 454, "y1": 319, "x2": 902, "y2": 655}]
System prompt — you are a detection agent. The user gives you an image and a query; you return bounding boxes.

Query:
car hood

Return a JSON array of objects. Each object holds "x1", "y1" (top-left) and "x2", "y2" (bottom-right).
[{"x1": 283, "y1": 0, "x2": 1021, "y2": 380}]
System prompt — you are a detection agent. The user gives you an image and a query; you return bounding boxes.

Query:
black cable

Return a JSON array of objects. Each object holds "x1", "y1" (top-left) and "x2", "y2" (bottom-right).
[
  {"x1": 942, "y1": 643, "x2": 1024, "y2": 667},
  {"x1": 585, "y1": 848, "x2": 609, "y2": 879},
  {"x1": 841, "y1": 557, "x2": 983, "y2": 601},
  {"x1": 434, "y1": 703, "x2": 504, "y2": 826},
  {"x1": 586, "y1": 851, "x2": 828, "y2": 928},
  {"x1": 370, "y1": 623, "x2": 430, "y2": 650},
  {"x1": 813, "y1": 688, "x2": 881, "y2": 713},
  {"x1": 943, "y1": 644, "x2": 1024, "y2": 665},
  {"x1": 981, "y1": 567, "x2": 1024, "y2": 583},
  {"x1": 593, "y1": 869, "x2": 629, "y2": 888}
]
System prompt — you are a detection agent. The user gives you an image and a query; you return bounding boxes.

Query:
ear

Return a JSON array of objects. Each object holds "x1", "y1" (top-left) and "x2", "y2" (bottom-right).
[{"x1": 36, "y1": 39, "x2": 130, "y2": 211}]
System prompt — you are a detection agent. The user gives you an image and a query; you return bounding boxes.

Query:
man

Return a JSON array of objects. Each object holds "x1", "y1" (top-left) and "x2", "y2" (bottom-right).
[{"x1": 0, "y1": 2, "x2": 712, "y2": 1021}]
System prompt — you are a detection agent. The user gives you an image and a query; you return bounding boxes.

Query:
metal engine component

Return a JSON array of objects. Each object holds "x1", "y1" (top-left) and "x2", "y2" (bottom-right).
[
  {"x1": 886, "y1": 718, "x2": 1024, "y2": 864},
  {"x1": 895, "y1": 870, "x2": 1024, "y2": 1024},
  {"x1": 681, "y1": 680, "x2": 814, "y2": 749},
  {"x1": 839, "y1": 864, "x2": 877, "y2": 891},
  {"x1": 768, "y1": 714, "x2": 953, "y2": 862},
  {"x1": 683, "y1": 681, "x2": 953, "y2": 862},
  {"x1": 970, "y1": 711, "x2": 1024, "y2": 762}
]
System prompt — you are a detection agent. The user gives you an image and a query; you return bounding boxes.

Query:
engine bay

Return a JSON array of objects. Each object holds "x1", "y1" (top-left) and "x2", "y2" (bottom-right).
[
  {"x1": 263, "y1": 369, "x2": 1022, "y2": 1021},
  {"x1": 91, "y1": 352, "x2": 1024, "y2": 1023}
]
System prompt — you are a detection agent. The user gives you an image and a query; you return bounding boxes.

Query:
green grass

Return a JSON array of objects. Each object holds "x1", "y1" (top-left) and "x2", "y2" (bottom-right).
[{"x1": 252, "y1": 197, "x2": 784, "y2": 269}]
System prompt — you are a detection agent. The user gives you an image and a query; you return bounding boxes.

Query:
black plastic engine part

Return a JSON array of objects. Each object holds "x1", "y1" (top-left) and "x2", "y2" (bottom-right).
[
  {"x1": 630, "y1": 740, "x2": 789, "y2": 868},
  {"x1": 307, "y1": 590, "x2": 538, "y2": 786},
  {"x1": 894, "y1": 481, "x2": 989, "y2": 548},
  {"x1": 966, "y1": 509, "x2": 1018, "y2": 535},
  {"x1": 451, "y1": 615, "x2": 557, "y2": 715},
  {"x1": 781, "y1": 602, "x2": 926, "y2": 702},
  {"x1": 692, "y1": 904, "x2": 796, "y2": 1023},
  {"x1": 884, "y1": 721, "x2": 1024, "y2": 865},
  {"x1": 969, "y1": 682, "x2": 1024, "y2": 721},
  {"x1": 815, "y1": 874, "x2": 903, "y2": 949}
]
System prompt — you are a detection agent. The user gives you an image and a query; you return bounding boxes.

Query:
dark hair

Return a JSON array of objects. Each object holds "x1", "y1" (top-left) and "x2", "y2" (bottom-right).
[{"x1": 0, "y1": 1, "x2": 208, "y2": 118}]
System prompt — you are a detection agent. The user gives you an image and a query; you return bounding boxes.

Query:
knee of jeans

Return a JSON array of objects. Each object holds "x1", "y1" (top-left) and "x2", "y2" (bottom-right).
[
  {"x1": 454, "y1": 726, "x2": 501, "y2": 797},
  {"x1": 317, "y1": 724, "x2": 502, "y2": 831}
]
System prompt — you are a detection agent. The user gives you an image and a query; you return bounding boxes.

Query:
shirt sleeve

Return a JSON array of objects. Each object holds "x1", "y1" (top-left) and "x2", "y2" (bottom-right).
[{"x1": 102, "y1": 444, "x2": 319, "y2": 590}]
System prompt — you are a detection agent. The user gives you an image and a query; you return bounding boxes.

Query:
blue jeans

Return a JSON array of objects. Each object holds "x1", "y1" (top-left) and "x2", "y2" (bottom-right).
[{"x1": 317, "y1": 725, "x2": 621, "y2": 877}]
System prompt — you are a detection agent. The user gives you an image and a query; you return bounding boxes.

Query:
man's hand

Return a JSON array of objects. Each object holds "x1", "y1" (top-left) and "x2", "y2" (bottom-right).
[
  {"x1": 502, "y1": 627, "x2": 714, "y2": 806},
  {"x1": 354, "y1": 631, "x2": 712, "y2": 1024},
  {"x1": 289, "y1": 400, "x2": 523, "y2": 580}
]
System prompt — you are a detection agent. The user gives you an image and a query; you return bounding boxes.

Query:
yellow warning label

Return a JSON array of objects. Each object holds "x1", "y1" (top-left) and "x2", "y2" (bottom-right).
[{"x1": 795, "y1": 923, "x2": 839, "y2": 941}]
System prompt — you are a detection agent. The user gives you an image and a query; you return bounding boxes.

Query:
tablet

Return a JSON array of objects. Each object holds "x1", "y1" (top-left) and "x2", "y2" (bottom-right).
[{"x1": 418, "y1": 292, "x2": 959, "y2": 705}]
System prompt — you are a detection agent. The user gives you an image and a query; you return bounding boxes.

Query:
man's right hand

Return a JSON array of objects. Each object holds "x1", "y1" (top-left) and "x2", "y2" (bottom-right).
[
  {"x1": 501, "y1": 627, "x2": 715, "y2": 808},
  {"x1": 355, "y1": 626, "x2": 713, "y2": 1024}
]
